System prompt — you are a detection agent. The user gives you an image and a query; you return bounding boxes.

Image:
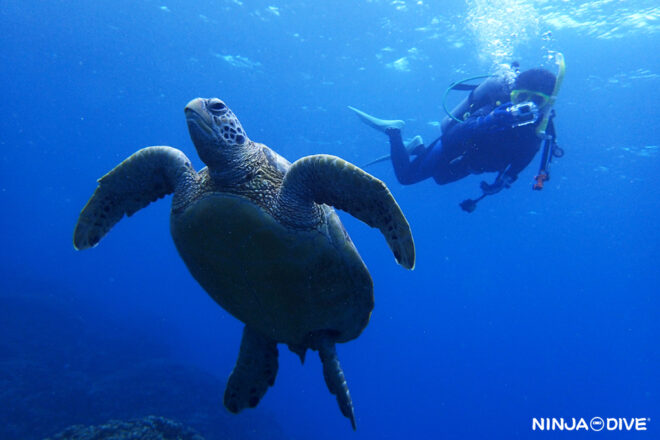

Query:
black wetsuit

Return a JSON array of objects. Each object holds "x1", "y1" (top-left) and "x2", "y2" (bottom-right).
[{"x1": 387, "y1": 75, "x2": 554, "y2": 193}]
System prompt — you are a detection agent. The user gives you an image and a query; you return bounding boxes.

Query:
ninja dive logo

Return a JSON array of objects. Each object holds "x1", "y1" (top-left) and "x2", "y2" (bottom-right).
[{"x1": 532, "y1": 417, "x2": 650, "y2": 432}]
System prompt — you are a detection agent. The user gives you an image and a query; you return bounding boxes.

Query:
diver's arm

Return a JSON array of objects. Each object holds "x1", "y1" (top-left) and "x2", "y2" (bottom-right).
[
  {"x1": 480, "y1": 172, "x2": 514, "y2": 195},
  {"x1": 441, "y1": 117, "x2": 479, "y2": 146},
  {"x1": 442, "y1": 104, "x2": 517, "y2": 146},
  {"x1": 480, "y1": 138, "x2": 539, "y2": 194},
  {"x1": 441, "y1": 115, "x2": 485, "y2": 147},
  {"x1": 506, "y1": 135, "x2": 541, "y2": 181}
]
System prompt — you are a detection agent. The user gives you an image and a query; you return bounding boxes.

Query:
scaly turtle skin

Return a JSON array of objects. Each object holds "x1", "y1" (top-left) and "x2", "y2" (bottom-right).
[{"x1": 73, "y1": 97, "x2": 415, "y2": 429}]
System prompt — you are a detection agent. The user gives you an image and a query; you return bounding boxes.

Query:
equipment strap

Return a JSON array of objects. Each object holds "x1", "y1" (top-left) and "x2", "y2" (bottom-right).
[{"x1": 442, "y1": 74, "x2": 494, "y2": 123}]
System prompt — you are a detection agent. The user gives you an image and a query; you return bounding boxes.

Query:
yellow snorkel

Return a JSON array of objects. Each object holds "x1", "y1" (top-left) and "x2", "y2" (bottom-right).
[
  {"x1": 532, "y1": 52, "x2": 566, "y2": 191},
  {"x1": 536, "y1": 52, "x2": 565, "y2": 137}
]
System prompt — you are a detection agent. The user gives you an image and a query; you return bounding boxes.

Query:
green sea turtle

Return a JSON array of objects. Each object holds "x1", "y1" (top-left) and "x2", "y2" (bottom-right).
[{"x1": 73, "y1": 97, "x2": 415, "y2": 429}]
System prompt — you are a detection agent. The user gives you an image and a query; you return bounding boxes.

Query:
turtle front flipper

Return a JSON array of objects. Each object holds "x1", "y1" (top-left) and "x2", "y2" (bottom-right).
[
  {"x1": 277, "y1": 154, "x2": 415, "y2": 269},
  {"x1": 73, "y1": 146, "x2": 197, "y2": 250},
  {"x1": 224, "y1": 326, "x2": 279, "y2": 414},
  {"x1": 315, "y1": 334, "x2": 357, "y2": 430}
]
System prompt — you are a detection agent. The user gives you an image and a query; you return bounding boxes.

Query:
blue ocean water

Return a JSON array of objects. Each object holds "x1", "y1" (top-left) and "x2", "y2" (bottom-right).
[{"x1": 1, "y1": 0, "x2": 658, "y2": 438}]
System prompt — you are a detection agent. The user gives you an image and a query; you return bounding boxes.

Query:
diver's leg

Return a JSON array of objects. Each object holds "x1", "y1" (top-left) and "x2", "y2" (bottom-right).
[
  {"x1": 387, "y1": 129, "x2": 439, "y2": 185},
  {"x1": 433, "y1": 155, "x2": 471, "y2": 184}
]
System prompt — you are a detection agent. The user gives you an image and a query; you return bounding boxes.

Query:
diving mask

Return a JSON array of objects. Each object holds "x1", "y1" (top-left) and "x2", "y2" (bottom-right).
[{"x1": 510, "y1": 89, "x2": 550, "y2": 108}]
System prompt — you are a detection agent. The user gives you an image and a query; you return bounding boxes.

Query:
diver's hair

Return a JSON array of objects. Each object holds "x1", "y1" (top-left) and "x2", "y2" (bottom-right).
[{"x1": 514, "y1": 68, "x2": 556, "y2": 96}]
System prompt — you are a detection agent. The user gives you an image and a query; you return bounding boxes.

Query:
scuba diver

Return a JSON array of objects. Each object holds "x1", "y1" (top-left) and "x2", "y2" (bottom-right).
[{"x1": 349, "y1": 55, "x2": 565, "y2": 212}]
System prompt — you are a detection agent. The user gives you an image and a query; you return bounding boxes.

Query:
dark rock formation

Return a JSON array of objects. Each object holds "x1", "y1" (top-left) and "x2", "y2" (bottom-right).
[
  {"x1": 45, "y1": 415, "x2": 205, "y2": 440},
  {"x1": 0, "y1": 294, "x2": 290, "y2": 440}
]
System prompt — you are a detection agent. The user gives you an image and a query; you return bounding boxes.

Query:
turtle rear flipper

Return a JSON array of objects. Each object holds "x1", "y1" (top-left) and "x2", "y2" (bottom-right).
[
  {"x1": 277, "y1": 154, "x2": 415, "y2": 270},
  {"x1": 224, "y1": 326, "x2": 279, "y2": 413},
  {"x1": 73, "y1": 146, "x2": 197, "y2": 250}
]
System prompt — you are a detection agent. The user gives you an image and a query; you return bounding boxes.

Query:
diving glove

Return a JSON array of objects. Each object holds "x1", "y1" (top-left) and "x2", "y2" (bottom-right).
[{"x1": 480, "y1": 174, "x2": 515, "y2": 195}]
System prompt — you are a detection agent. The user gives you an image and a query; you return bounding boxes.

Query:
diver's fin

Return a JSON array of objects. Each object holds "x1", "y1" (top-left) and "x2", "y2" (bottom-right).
[
  {"x1": 362, "y1": 154, "x2": 392, "y2": 168},
  {"x1": 405, "y1": 135, "x2": 424, "y2": 153},
  {"x1": 348, "y1": 106, "x2": 404, "y2": 133},
  {"x1": 362, "y1": 136, "x2": 425, "y2": 168},
  {"x1": 224, "y1": 326, "x2": 279, "y2": 413}
]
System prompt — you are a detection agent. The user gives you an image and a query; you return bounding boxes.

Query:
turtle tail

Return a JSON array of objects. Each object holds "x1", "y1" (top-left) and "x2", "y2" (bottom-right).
[{"x1": 315, "y1": 334, "x2": 357, "y2": 430}]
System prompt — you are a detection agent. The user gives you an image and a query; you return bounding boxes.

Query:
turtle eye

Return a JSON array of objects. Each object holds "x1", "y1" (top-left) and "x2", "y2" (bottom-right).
[{"x1": 208, "y1": 99, "x2": 227, "y2": 114}]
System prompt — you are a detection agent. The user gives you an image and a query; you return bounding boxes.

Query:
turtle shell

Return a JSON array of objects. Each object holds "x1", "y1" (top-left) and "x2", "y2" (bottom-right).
[{"x1": 170, "y1": 192, "x2": 374, "y2": 345}]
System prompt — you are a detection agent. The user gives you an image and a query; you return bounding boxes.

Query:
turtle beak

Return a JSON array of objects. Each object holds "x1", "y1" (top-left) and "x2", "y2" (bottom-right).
[
  {"x1": 185, "y1": 98, "x2": 214, "y2": 136},
  {"x1": 184, "y1": 97, "x2": 204, "y2": 114}
]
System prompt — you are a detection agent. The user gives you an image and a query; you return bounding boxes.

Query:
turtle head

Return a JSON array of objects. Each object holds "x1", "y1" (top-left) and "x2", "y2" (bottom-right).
[{"x1": 184, "y1": 97, "x2": 250, "y2": 168}]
